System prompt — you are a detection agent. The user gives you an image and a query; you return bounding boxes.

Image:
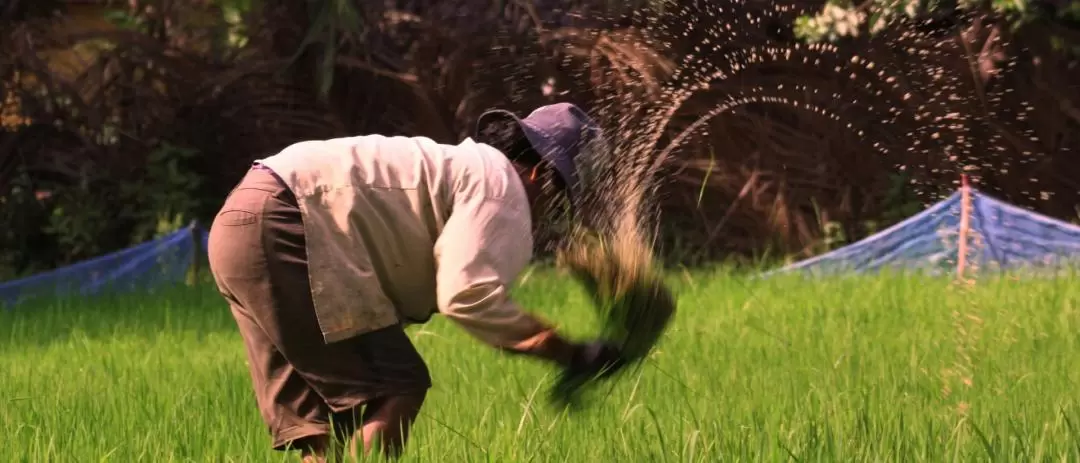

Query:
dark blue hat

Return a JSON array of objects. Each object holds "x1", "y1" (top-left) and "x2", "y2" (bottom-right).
[{"x1": 476, "y1": 102, "x2": 602, "y2": 197}]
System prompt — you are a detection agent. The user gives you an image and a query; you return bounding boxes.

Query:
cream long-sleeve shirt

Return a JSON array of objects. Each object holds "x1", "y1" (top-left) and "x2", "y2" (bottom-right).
[{"x1": 256, "y1": 134, "x2": 549, "y2": 348}]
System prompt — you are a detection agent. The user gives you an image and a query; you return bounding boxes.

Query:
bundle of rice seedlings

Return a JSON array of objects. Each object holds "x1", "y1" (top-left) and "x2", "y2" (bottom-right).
[{"x1": 551, "y1": 228, "x2": 677, "y2": 405}]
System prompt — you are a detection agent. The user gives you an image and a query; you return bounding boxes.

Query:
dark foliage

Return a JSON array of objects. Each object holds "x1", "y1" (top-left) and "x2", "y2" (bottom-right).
[{"x1": 1, "y1": 0, "x2": 1078, "y2": 278}]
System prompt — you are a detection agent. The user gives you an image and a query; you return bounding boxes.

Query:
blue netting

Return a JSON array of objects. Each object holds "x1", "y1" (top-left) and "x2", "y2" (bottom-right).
[
  {"x1": 764, "y1": 189, "x2": 1080, "y2": 277},
  {"x1": 4, "y1": 186, "x2": 1078, "y2": 307},
  {"x1": 0, "y1": 225, "x2": 202, "y2": 307}
]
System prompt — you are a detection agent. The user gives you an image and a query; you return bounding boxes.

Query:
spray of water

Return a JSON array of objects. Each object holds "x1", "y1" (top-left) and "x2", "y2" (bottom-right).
[
  {"x1": 475, "y1": 2, "x2": 1045, "y2": 392},
  {"x1": 553, "y1": 0, "x2": 1042, "y2": 262}
]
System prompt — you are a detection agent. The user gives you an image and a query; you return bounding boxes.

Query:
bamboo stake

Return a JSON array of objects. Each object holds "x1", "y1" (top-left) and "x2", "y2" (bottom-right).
[
  {"x1": 957, "y1": 174, "x2": 971, "y2": 279},
  {"x1": 186, "y1": 220, "x2": 201, "y2": 287}
]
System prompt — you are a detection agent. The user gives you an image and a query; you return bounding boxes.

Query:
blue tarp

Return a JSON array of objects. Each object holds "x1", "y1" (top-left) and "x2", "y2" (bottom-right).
[
  {"x1": 0, "y1": 224, "x2": 208, "y2": 307},
  {"x1": 765, "y1": 188, "x2": 1080, "y2": 277},
  {"x1": 3, "y1": 187, "x2": 1080, "y2": 307}
]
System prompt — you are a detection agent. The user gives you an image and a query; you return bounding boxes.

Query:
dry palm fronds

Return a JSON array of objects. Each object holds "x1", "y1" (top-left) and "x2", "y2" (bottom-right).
[{"x1": 4, "y1": 0, "x2": 1079, "y2": 272}]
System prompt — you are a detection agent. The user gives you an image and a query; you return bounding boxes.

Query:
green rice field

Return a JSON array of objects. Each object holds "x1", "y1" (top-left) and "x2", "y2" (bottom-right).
[{"x1": 3, "y1": 268, "x2": 1080, "y2": 462}]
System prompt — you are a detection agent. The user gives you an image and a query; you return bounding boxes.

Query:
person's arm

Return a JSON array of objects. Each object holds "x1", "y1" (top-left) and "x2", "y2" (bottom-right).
[{"x1": 433, "y1": 194, "x2": 574, "y2": 365}]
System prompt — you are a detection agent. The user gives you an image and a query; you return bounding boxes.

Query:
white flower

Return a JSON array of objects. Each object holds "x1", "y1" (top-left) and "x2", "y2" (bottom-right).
[{"x1": 904, "y1": 0, "x2": 919, "y2": 18}]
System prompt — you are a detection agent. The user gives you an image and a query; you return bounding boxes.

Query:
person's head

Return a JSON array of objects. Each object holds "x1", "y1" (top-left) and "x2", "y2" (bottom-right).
[{"x1": 474, "y1": 102, "x2": 603, "y2": 224}]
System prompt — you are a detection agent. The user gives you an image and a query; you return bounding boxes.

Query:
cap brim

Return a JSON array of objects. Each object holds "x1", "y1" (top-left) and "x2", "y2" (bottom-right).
[
  {"x1": 475, "y1": 107, "x2": 578, "y2": 197},
  {"x1": 475, "y1": 109, "x2": 525, "y2": 140},
  {"x1": 476, "y1": 108, "x2": 548, "y2": 163}
]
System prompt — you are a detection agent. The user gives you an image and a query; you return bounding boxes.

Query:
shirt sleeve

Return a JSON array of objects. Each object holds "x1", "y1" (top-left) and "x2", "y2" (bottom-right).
[{"x1": 433, "y1": 193, "x2": 551, "y2": 349}]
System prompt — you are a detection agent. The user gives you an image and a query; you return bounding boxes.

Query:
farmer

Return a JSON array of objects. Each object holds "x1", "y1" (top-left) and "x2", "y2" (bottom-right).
[{"x1": 207, "y1": 102, "x2": 625, "y2": 462}]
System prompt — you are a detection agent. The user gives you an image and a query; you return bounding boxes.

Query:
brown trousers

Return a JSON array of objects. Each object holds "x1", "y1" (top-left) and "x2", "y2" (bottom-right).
[{"x1": 207, "y1": 166, "x2": 432, "y2": 451}]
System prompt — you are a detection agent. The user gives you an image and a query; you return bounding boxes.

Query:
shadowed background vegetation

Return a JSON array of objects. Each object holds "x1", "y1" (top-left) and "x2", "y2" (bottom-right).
[{"x1": 2, "y1": 0, "x2": 1078, "y2": 279}]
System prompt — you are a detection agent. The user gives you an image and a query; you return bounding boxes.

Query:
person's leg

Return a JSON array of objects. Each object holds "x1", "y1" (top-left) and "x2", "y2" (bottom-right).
[
  {"x1": 214, "y1": 167, "x2": 434, "y2": 459},
  {"x1": 208, "y1": 169, "x2": 342, "y2": 457},
  {"x1": 350, "y1": 391, "x2": 428, "y2": 458},
  {"x1": 292, "y1": 322, "x2": 431, "y2": 460},
  {"x1": 292, "y1": 435, "x2": 333, "y2": 463},
  {"x1": 229, "y1": 300, "x2": 344, "y2": 459}
]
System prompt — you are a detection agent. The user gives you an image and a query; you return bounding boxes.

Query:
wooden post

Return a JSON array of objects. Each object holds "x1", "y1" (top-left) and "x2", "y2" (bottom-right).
[
  {"x1": 186, "y1": 220, "x2": 201, "y2": 286},
  {"x1": 956, "y1": 174, "x2": 971, "y2": 279}
]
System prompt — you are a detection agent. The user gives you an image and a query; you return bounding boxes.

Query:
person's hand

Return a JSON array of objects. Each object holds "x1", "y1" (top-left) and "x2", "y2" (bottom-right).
[
  {"x1": 499, "y1": 328, "x2": 579, "y2": 366},
  {"x1": 566, "y1": 340, "x2": 626, "y2": 379},
  {"x1": 550, "y1": 339, "x2": 628, "y2": 408},
  {"x1": 496, "y1": 326, "x2": 630, "y2": 408}
]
